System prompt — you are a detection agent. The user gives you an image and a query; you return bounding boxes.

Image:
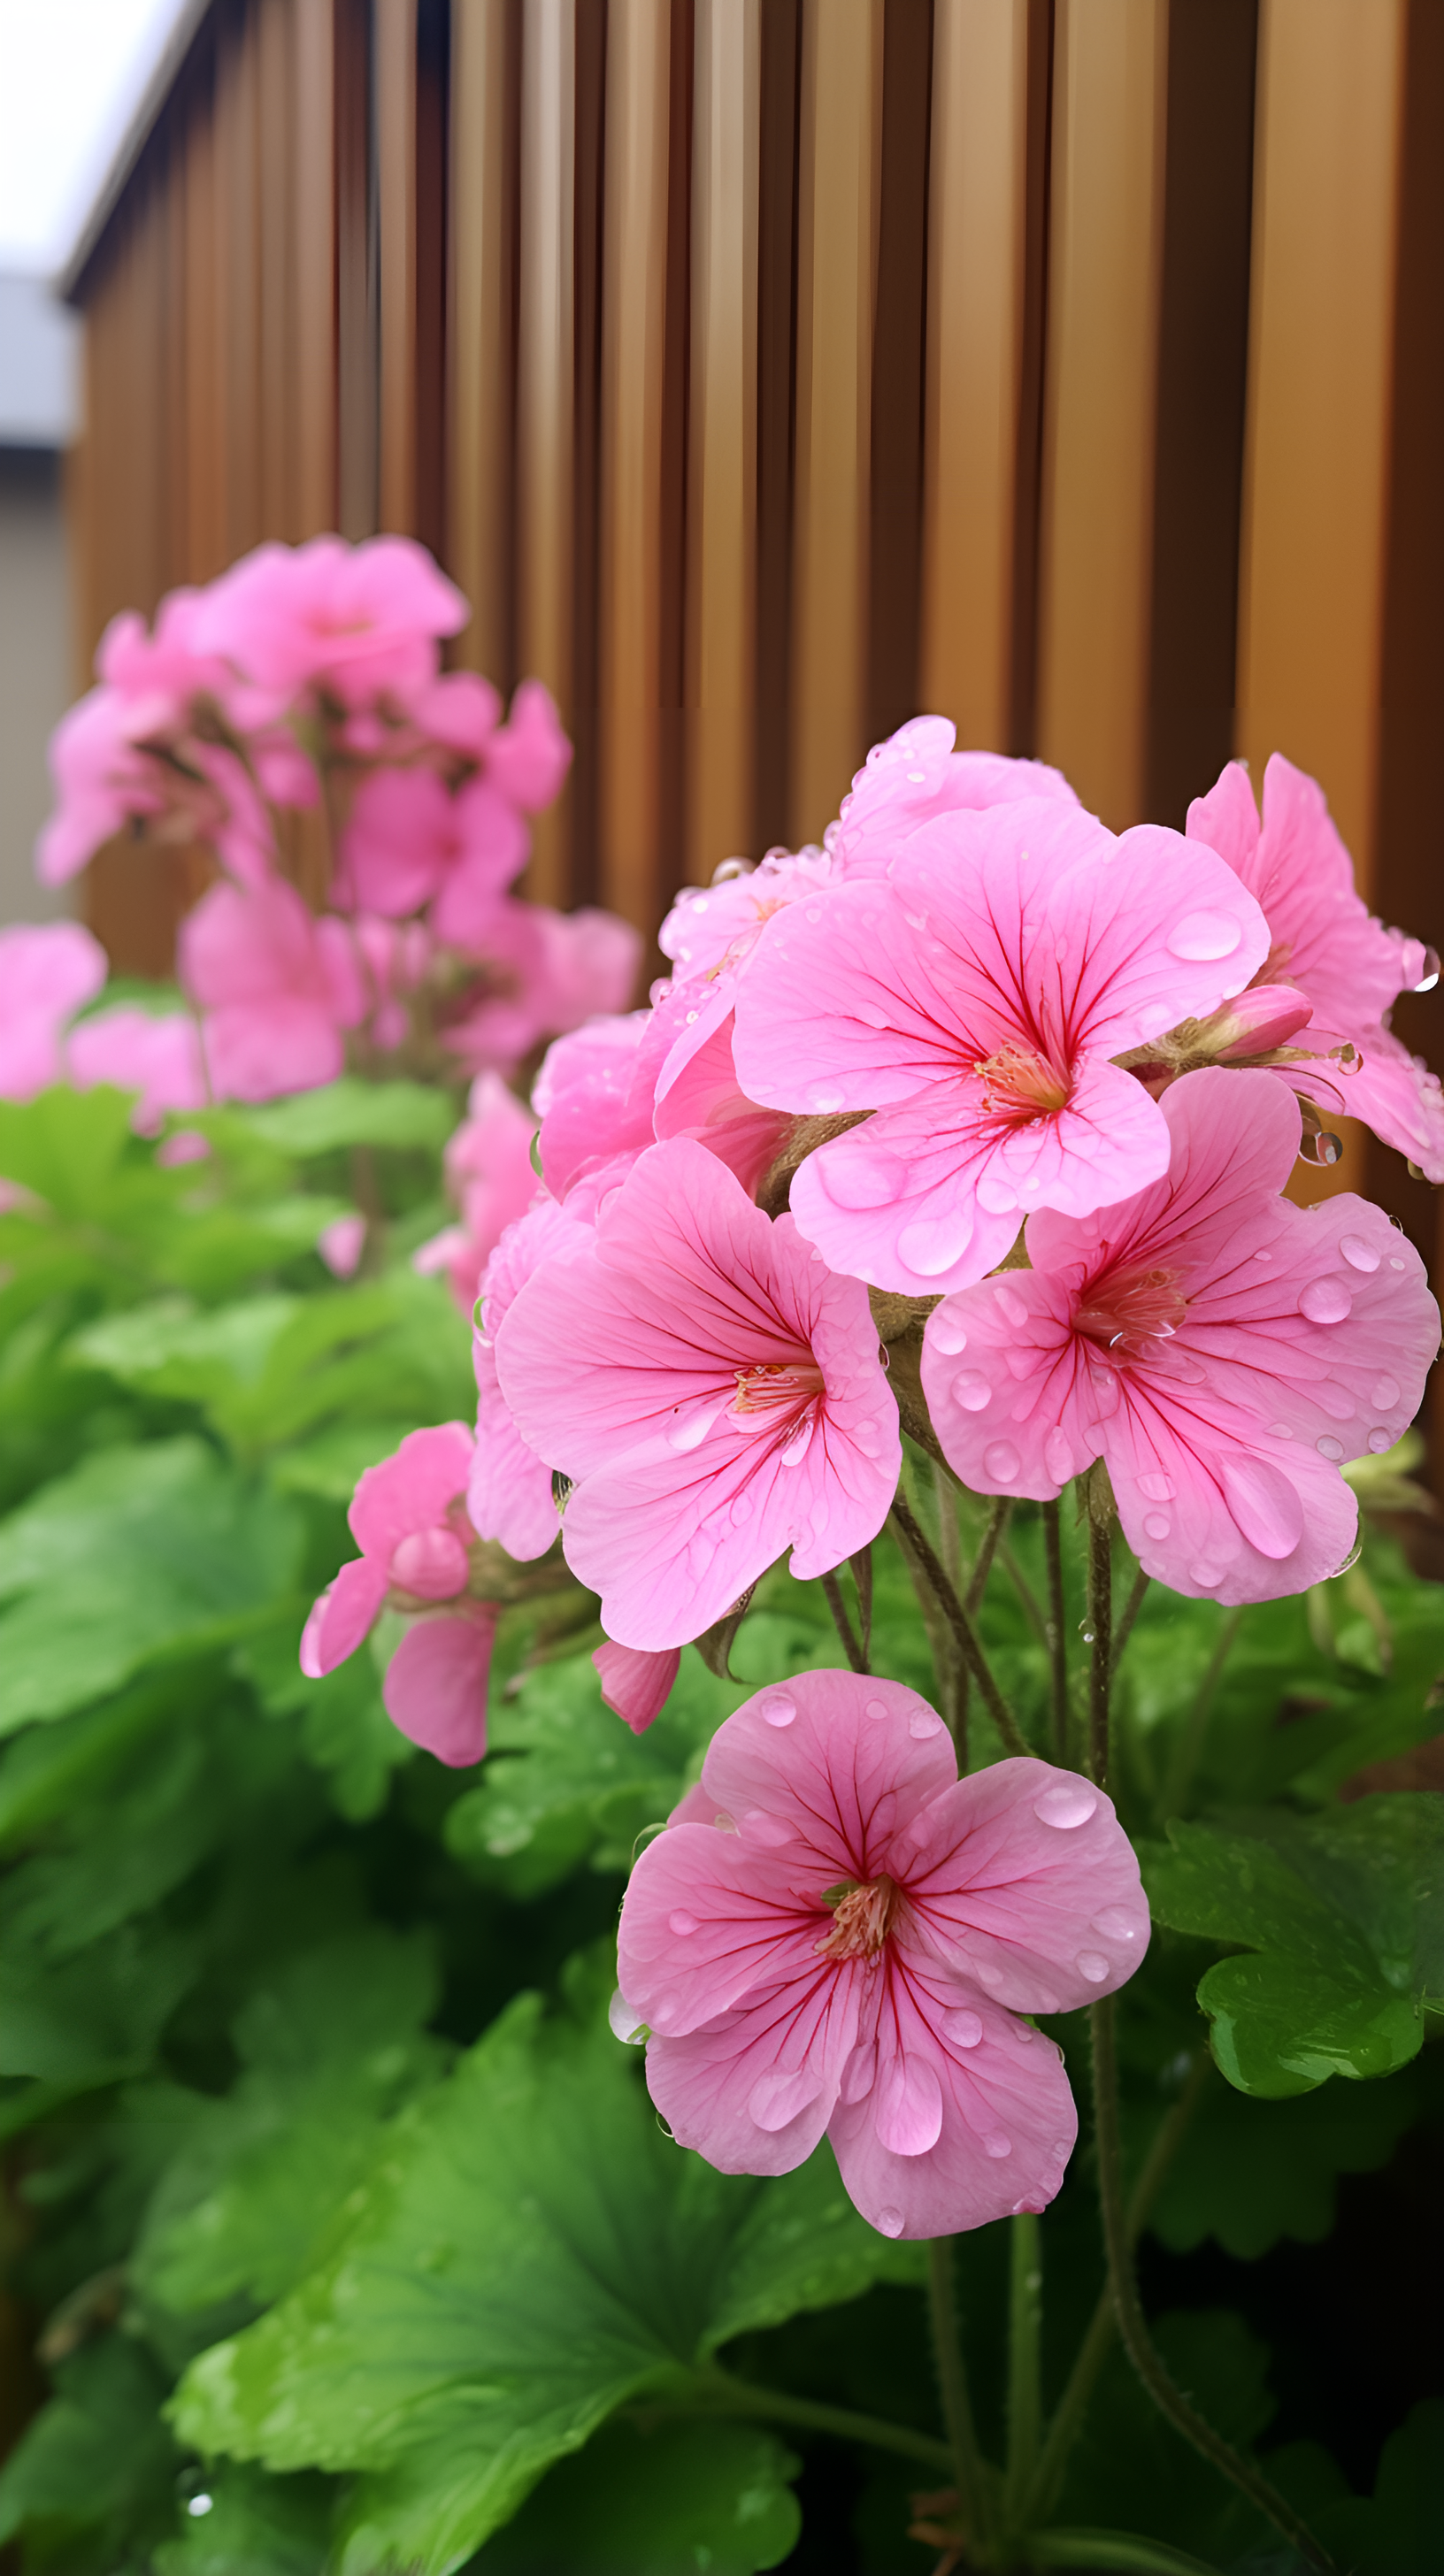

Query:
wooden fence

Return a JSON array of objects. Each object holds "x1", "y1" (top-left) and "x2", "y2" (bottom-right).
[{"x1": 65, "y1": 0, "x2": 1444, "y2": 1265}]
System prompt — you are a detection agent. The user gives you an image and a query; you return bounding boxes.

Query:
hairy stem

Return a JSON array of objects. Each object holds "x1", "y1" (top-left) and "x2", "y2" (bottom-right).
[
  {"x1": 850, "y1": 1545, "x2": 874, "y2": 1666},
  {"x1": 892, "y1": 1499, "x2": 964, "y2": 1759},
  {"x1": 1088, "y1": 1997, "x2": 1336, "y2": 2573},
  {"x1": 927, "y1": 2238, "x2": 996, "y2": 2557},
  {"x1": 965, "y1": 1494, "x2": 1010, "y2": 1617},
  {"x1": 695, "y1": 2370, "x2": 954, "y2": 2475},
  {"x1": 892, "y1": 1492, "x2": 1031, "y2": 1761},
  {"x1": 820, "y1": 1568, "x2": 868, "y2": 1675},
  {"x1": 931, "y1": 1464, "x2": 965, "y2": 1736},
  {"x1": 1110, "y1": 1563, "x2": 1150, "y2": 1680},
  {"x1": 1086, "y1": 1517, "x2": 1114, "y2": 1790},
  {"x1": 1157, "y1": 1607, "x2": 1241, "y2": 1823},
  {"x1": 1004, "y1": 2212, "x2": 1042, "y2": 2529},
  {"x1": 1025, "y1": 2052, "x2": 1212, "y2": 2524},
  {"x1": 1041, "y1": 1500, "x2": 1070, "y2": 1763},
  {"x1": 999, "y1": 1537, "x2": 1051, "y2": 1650}
]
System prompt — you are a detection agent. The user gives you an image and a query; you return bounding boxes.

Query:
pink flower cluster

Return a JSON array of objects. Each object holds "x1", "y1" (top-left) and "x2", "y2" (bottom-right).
[{"x1": 31, "y1": 535, "x2": 641, "y2": 1109}]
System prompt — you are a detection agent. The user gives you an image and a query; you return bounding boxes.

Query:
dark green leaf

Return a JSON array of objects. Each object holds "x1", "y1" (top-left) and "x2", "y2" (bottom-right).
[
  {"x1": 154, "y1": 2465, "x2": 334, "y2": 2575},
  {"x1": 0, "y1": 2333, "x2": 178, "y2": 2549},
  {"x1": 475, "y1": 2418, "x2": 801, "y2": 2572}
]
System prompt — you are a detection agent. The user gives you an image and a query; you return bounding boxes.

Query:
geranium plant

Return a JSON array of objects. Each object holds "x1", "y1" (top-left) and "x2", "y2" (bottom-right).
[{"x1": 0, "y1": 539, "x2": 1440, "y2": 2576}]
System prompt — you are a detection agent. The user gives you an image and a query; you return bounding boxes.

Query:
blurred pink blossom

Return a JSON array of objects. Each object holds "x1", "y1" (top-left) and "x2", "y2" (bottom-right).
[
  {"x1": 469, "y1": 1197, "x2": 592, "y2": 1561},
  {"x1": 179, "y1": 876, "x2": 365, "y2": 1103},
  {"x1": 413, "y1": 1071, "x2": 539, "y2": 1315},
  {"x1": 337, "y1": 765, "x2": 526, "y2": 924},
  {"x1": 66, "y1": 1006, "x2": 207, "y2": 1134},
  {"x1": 194, "y1": 533, "x2": 467, "y2": 709},
  {"x1": 0, "y1": 923, "x2": 109, "y2": 1100},
  {"x1": 318, "y1": 1214, "x2": 366, "y2": 1278},
  {"x1": 443, "y1": 902, "x2": 641, "y2": 1077}
]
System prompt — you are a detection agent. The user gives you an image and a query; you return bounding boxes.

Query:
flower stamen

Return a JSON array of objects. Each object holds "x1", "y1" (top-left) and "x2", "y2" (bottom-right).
[
  {"x1": 1074, "y1": 1262, "x2": 1187, "y2": 1361},
  {"x1": 816, "y1": 1874, "x2": 901, "y2": 1962},
  {"x1": 973, "y1": 1039, "x2": 1071, "y2": 1119}
]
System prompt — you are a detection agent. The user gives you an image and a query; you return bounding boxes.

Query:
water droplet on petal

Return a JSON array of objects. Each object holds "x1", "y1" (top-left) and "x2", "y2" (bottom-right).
[
  {"x1": 1138, "y1": 1471, "x2": 1175, "y2": 1502},
  {"x1": 1388, "y1": 1255, "x2": 1407, "y2": 1270},
  {"x1": 1371, "y1": 1375, "x2": 1401, "y2": 1410},
  {"x1": 1413, "y1": 945, "x2": 1440, "y2": 993},
  {"x1": 984, "y1": 1440, "x2": 1020, "y2": 1484},
  {"x1": 668, "y1": 1408, "x2": 714, "y2": 1452},
  {"x1": 898, "y1": 1211, "x2": 966, "y2": 1277},
  {"x1": 1044, "y1": 1427, "x2": 1072, "y2": 1483},
  {"x1": 983, "y1": 2130, "x2": 1013, "y2": 2158},
  {"x1": 1340, "y1": 1233, "x2": 1381, "y2": 1274},
  {"x1": 1166, "y1": 908, "x2": 1243, "y2": 962},
  {"x1": 1092, "y1": 1905, "x2": 1142, "y2": 1941},
  {"x1": 808, "y1": 1082, "x2": 845, "y2": 1113},
  {"x1": 941, "y1": 2006, "x2": 983, "y2": 2047},
  {"x1": 1300, "y1": 1276, "x2": 1352, "y2": 1323},
  {"x1": 1143, "y1": 1512, "x2": 1171, "y2": 1540},
  {"x1": 876, "y1": 2206, "x2": 906, "y2": 2238},
  {"x1": 910, "y1": 1708, "x2": 944, "y2": 1740},
  {"x1": 1300, "y1": 1131, "x2": 1343, "y2": 1167},
  {"x1": 1190, "y1": 1562, "x2": 1225, "y2": 1589},
  {"x1": 804, "y1": 904, "x2": 824, "y2": 924},
  {"x1": 929, "y1": 1310, "x2": 968, "y2": 1356},
  {"x1": 1367, "y1": 1427, "x2": 1393, "y2": 1453},
  {"x1": 1034, "y1": 1781, "x2": 1097, "y2": 1829},
  {"x1": 669, "y1": 1911, "x2": 699, "y2": 1936},
  {"x1": 1316, "y1": 1435, "x2": 1346, "y2": 1461},
  {"x1": 950, "y1": 1368, "x2": 992, "y2": 1413},
  {"x1": 741, "y1": 1809, "x2": 795, "y2": 1846},
  {"x1": 864, "y1": 1697, "x2": 890, "y2": 1720},
  {"x1": 1077, "y1": 1951, "x2": 1111, "y2": 1983},
  {"x1": 1268, "y1": 1422, "x2": 1294, "y2": 1440},
  {"x1": 757, "y1": 1689, "x2": 798, "y2": 1728}
]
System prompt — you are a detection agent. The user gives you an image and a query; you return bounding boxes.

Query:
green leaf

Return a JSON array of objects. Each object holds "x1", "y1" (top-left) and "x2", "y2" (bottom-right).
[
  {"x1": 135, "y1": 1926, "x2": 444, "y2": 2316},
  {"x1": 1150, "y1": 2057, "x2": 1422, "y2": 2257},
  {"x1": 240, "y1": 1619, "x2": 415, "y2": 1821},
  {"x1": 154, "y1": 2465, "x2": 334, "y2": 2575},
  {"x1": 236, "y1": 1078, "x2": 457, "y2": 1157},
  {"x1": 171, "y1": 1968, "x2": 916, "y2": 2574},
  {"x1": 0, "y1": 1083, "x2": 136, "y2": 1211},
  {"x1": 0, "y1": 2333, "x2": 178, "y2": 2549},
  {"x1": 1052, "y1": 2309, "x2": 1285, "y2": 2564},
  {"x1": 0, "y1": 1915, "x2": 196, "y2": 2082},
  {"x1": 1312, "y1": 2399, "x2": 1444, "y2": 2576},
  {"x1": 475, "y1": 2419, "x2": 801, "y2": 2572},
  {"x1": 0, "y1": 1438, "x2": 302, "y2": 1731},
  {"x1": 1141, "y1": 1798, "x2": 1444, "y2": 2095}
]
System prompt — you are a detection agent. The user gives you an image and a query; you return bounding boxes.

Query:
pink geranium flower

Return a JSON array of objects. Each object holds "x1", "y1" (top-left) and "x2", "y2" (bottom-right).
[
  {"x1": 66, "y1": 1005, "x2": 207, "y2": 1134},
  {"x1": 338, "y1": 766, "x2": 527, "y2": 926},
  {"x1": 827, "y1": 715, "x2": 1080, "y2": 878},
  {"x1": 469, "y1": 1198, "x2": 593, "y2": 1560},
  {"x1": 442, "y1": 901, "x2": 641, "y2": 1077},
  {"x1": 921, "y1": 1069, "x2": 1439, "y2": 1604},
  {"x1": 35, "y1": 687, "x2": 165, "y2": 884},
  {"x1": 195, "y1": 533, "x2": 467, "y2": 709},
  {"x1": 594, "y1": 1641, "x2": 682, "y2": 1733},
  {"x1": 301, "y1": 1422, "x2": 495, "y2": 1766},
  {"x1": 733, "y1": 797, "x2": 1271, "y2": 1296},
  {"x1": 1187, "y1": 754, "x2": 1444, "y2": 1179},
  {"x1": 494, "y1": 1138, "x2": 901, "y2": 1648},
  {"x1": 179, "y1": 877, "x2": 365, "y2": 1103},
  {"x1": 0, "y1": 923, "x2": 109, "y2": 1100},
  {"x1": 413, "y1": 1072, "x2": 539, "y2": 1315},
  {"x1": 615, "y1": 1672, "x2": 1148, "y2": 2238}
]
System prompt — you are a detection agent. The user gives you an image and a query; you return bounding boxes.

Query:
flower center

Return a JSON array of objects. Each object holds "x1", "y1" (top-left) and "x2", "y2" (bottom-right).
[
  {"x1": 973, "y1": 1039, "x2": 1071, "y2": 1119},
  {"x1": 816, "y1": 1875, "x2": 901, "y2": 1962},
  {"x1": 731, "y1": 1358, "x2": 826, "y2": 1420},
  {"x1": 1074, "y1": 1262, "x2": 1187, "y2": 1360}
]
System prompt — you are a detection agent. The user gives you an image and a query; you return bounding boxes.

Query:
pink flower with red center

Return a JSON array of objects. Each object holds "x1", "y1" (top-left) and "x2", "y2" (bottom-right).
[
  {"x1": 494, "y1": 1138, "x2": 901, "y2": 1648},
  {"x1": 921, "y1": 1069, "x2": 1439, "y2": 1604},
  {"x1": 1186, "y1": 753, "x2": 1444, "y2": 1179},
  {"x1": 301, "y1": 1422, "x2": 495, "y2": 1767},
  {"x1": 615, "y1": 1671, "x2": 1148, "y2": 2238},
  {"x1": 732, "y1": 797, "x2": 1271, "y2": 1296}
]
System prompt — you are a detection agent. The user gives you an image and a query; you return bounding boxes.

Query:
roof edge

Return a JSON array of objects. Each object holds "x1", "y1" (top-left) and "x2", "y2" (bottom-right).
[{"x1": 58, "y1": 0, "x2": 216, "y2": 306}]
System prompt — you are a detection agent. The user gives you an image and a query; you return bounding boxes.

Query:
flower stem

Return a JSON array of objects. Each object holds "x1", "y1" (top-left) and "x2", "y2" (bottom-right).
[
  {"x1": 1110, "y1": 1563, "x2": 1150, "y2": 1680},
  {"x1": 999, "y1": 1536, "x2": 1051, "y2": 1650},
  {"x1": 1087, "y1": 1997, "x2": 1337, "y2": 2574},
  {"x1": 927, "y1": 2237, "x2": 996, "y2": 2557},
  {"x1": 695, "y1": 2368, "x2": 954, "y2": 2475},
  {"x1": 965, "y1": 1494, "x2": 1010, "y2": 1616},
  {"x1": 892, "y1": 1492, "x2": 1031, "y2": 1761},
  {"x1": 1004, "y1": 2211, "x2": 1042, "y2": 2528},
  {"x1": 850, "y1": 1544, "x2": 874, "y2": 1665},
  {"x1": 821, "y1": 1568, "x2": 868, "y2": 1674},
  {"x1": 1041, "y1": 1499, "x2": 1070, "y2": 1762},
  {"x1": 1086, "y1": 1515, "x2": 1113, "y2": 1790},
  {"x1": 1156, "y1": 1606, "x2": 1241, "y2": 1823}
]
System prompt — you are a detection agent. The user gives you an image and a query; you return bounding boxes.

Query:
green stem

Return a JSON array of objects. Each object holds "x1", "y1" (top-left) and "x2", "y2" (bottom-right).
[
  {"x1": 1087, "y1": 1997, "x2": 1336, "y2": 2574},
  {"x1": 1086, "y1": 1516, "x2": 1113, "y2": 1790},
  {"x1": 893, "y1": 1506, "x2": 964, "y2": 1758},
  {"x1": 965, "y1": 1494, "x2": 1010, "y2": 1616},
  {"x1": 999, "y1": 1537, "x2": 1051, "y2": 1651},
  {"x1": 926, "y1": 2238, "x2": 996, "y2": 2556},
  {"x1": 1110, "y1": 1563, "x2": 1150, "y2": 1680},
  {"x1": 820, "y1": 1568, "x2": 868, "y2": 1675},
  {"x1": 695, "y1": 2369, "x2": 953, "y2": 2476},
  {"x1": 1024, "y1": 2533, "x2": 1227, "y2": 2574},
  {"x1": 1004, "y1": 2212, "x2": 1042, "y2": 2528},
  {"x1": 850, "y1": 1545, "x2": 874, "y2": 1666},
  {"x1": 1157, "y1": 1606, "x2": 1241, "y2": 1823},
  {"x1": 934, "y1": 1458, "x2": 964, "y2": 1596},
  {"x1": 892, "y1": 1492, "x2": 1031, "y2": 1762},
  {"x1": 1041, "y1": 1499, "x2": 1070, "y2": 1763},
  {"x1": 1025, "y1": 2052, "x2": 1212, "y2": 2526}
]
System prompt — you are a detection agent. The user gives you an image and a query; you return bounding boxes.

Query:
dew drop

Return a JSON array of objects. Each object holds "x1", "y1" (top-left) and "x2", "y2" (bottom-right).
[
  {"x1": 995, "y1": 1283, "x2": 1029, "y2": 1328},
  {"x1": 669, "y1": 1911, "x2": 699, "y2": 1936},
  {"x1": 906, "y1": 769, "x2": 927, "y2": 784},
  {"x1": 1166, "y1": 908, "x2": 1243, "y2": 962},
  {"x1": 1143, "y1": 1512, "x2": 1171, "y2": 1540},
  {"x1": 1092, "y1": 1906, "x2": 1142, "y2": 1942},
  {"x1": 897, "y1": 1212, "x2": 965, "y2": 1278},
  {"x1": 1034, "y1": 1781, "x2": 1098, "y2": 1830},
  {"x1": 942, "y1": 2007, "x2": 984, "y2": 2048},
  {"x1": 1190, "y1": 1563, "x2": 1225, "y2": 1589},
  {"x1": 1076, "y1": 1951, "x2": 1111, "y2": 1984},
  {"x1": 1044, "y1": 1428, "x2": 1073, "y2": 1483},
  {"x1": 910, "y1": 1708, "x2": 945, "y2": 1740},
  {"x1": 1300, "y1": 1131, "x2": 1343, "y2": 1167},
  {"x1": 668, "y1": 1408, "x2": 714, "y2": 1452},
  {"x1": 808, "y1": 1083, "x2": 845, "y2": 1113},
  {"x1": 804, "y1": 904, "x2": 824, "y2": 924},
  {"x1": 950, "y1": 1368, "x2": 993, "y2": 1413},
  {"x1": 742, "y1": 1809, "x2": 795, "y2": 1846},
  {"x1": 1138, "y1": 1470, "x2": 1176, "y2": 1502},
  {"x1": 1367, "y1": 1427, "x2": 1394, "y2": 1453},
  {"x1": 1340, "y1": 1233, "x2": 1381, "y2": 1274},
  {"x1": 1388, "y1": 1255, "x2": 1407, "y2": 1270},
  {"x1": 1413, "y1": 945, "x2": 1440, "y2": 993},
  {"x1": 1371, "y1": 1375, "x2": 1401, "y2": 1410},
  {"x1": 1079, "y1": 1626, "x2": 1096, "y2": 1645},
  {"x1": 1300, "y1": 1276, "x2": 1352, "y2": 1324},
  {"x1": 757, "y1": 1689, "x2": 798, "y2": 1728},
  {"x1": 984, "y1": 1440, "x2": 1020, "y2": 1484},
  {"x1": 1332, "y1": 1537, "x2": 1364, "y2": 1577},
  {"x1": 864, "y1": 1697, "x2": 890, "y2": 1721},
  {"x1": 929, "y1": 1310, "x2": 968, "y2": 1356},
  {"x1": 876, "y1": 2206, "x2": 906, "y2": 2239},
  {"x1": 1316, "y1": 1435, "x2": 1346, "y2": 1461},
  {"x1": 1253, "y1": 1248, "x2": 1272, "y2": 1262},
  {"x1": 982, "y1": 2131, "x2": 1013, "y2": 2158},
  {"x1": 1268, "y1": 1422, "x2": 1294, "y2": 1440}
]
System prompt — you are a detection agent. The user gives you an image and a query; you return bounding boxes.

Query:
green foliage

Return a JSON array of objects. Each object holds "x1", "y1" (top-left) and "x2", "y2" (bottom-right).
[
  {"x1": 1142, "y1": 1798, "x2": 1444, "y2": 2094},
  {"x1": 476, "y1": 2419, "x2": 802, "y2": 2572}
]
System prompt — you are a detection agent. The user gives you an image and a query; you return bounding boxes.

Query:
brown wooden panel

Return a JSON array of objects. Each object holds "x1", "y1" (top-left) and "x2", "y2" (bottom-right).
[
  {"x1": 515, "y1": 0, "x2": 577, "y2": 904},
  {"x1": 295, "y1": 0, "x2": 342, "y2": 534},
  {"x1": 449, "y1": 0, "x2": 519, "y2": 683},
  {"x1": 377, "y1": 0, "x2": 421, "y2": 533}
]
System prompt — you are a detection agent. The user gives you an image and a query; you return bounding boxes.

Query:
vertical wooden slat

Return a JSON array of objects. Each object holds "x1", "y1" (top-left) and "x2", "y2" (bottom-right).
[
  {"x1": 789, "y1": 0, "x2": 883, "y2": 847},
  {"x1": 376, "y1": 0, "x2": 419, "y2": 533},
  {"x1": 449, "y1": 0, "x2": 517, "y2": 683},
  {"x1": 920, "y1": 0, "x2": 1035, "y2": 754},
  {"x1": 865, "y1": 0, "x2": 933, "y2": 750},
  {"x1": 515, "y1": 0, "x2": 575, "y2": 905},
  {"x1": 752, "y1": 0, "x2": 802, "y2": 853},
  {"x1": 684, "y1": 0, "x2": 759, "y2": 886},
  {"x1": 216, "y1": 1, "x2": 263, "y2": 558},
  {"x1": 295, "y1": 0, "x2": 341, "y2": 535},
  {"x1": 1035, "y1": 0, "x2": 1167, "y2": 827},
  {"x1": 182, "y1": 47, "x2": 226, "y2": 580}
]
